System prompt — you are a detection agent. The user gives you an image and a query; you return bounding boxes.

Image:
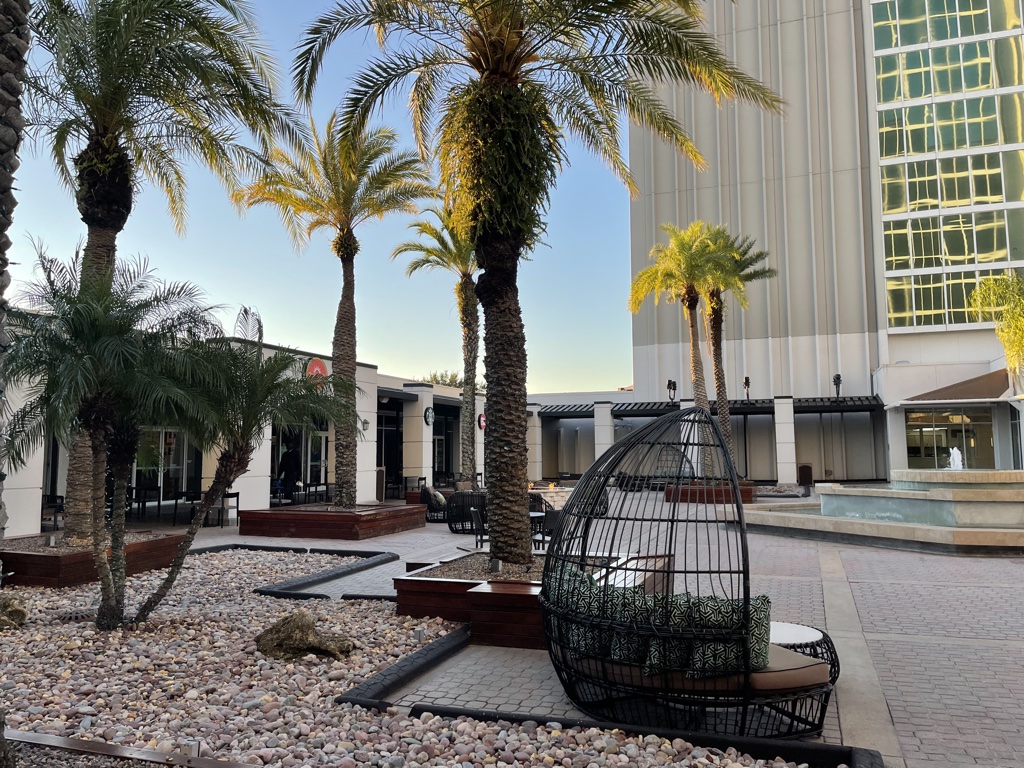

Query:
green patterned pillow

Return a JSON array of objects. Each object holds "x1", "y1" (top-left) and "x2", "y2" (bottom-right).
[
  {"x1": 609, "y1": 589, "x2": 653, "y2": 663},
  {"x1": 643, "y1": 593, "x2": 694, "y2": 675},
  {"x1": 689, "y1": 594, "x2": 771, "y2": 677}
]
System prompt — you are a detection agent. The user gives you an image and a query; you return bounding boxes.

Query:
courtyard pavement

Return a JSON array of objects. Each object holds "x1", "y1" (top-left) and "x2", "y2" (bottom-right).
[{"x1": 162, "y1": 515, "x2": 1024, "y2": 768}]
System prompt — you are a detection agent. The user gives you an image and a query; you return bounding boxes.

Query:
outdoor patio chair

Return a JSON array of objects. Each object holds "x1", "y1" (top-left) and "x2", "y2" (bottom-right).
[
  {"x1": 172, "y1": 490, "x2": 203, "y2": 526},
  {"x1": 211, "y1": 491, "x2": 239, "y2": 528},
  {"x1": 421, "y1": 485, "x2": 448, "y2": 522},
  {"x1": 41, "y1": 494, "x2": 64, "y2": 531},
  {"x1": 447, "y1": 490, "x2": 487, "y2": 535},
  {"x1": 532, "y1": 506, "x2": 561, "y2": 550},
  {"x1": 539, "y1": 406, "x2": 833, "y2": 739},
  {"x1": 469, "y1": 506, "x2": 489, "y2": 548}
]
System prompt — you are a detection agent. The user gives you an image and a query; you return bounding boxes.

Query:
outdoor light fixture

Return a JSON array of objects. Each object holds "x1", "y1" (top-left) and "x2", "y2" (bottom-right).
[
  {"x1": 743, "y1": 376, "x2": 751, "y2": 401},
  {"x1": 666, "y1": 379, "x2": 677, "y2": 402},
  {"x1": 361, "y1": 418, "x2": 370, "y2": 431},
  {"x1": 833, "y1": 374, "x2": 842, "y2": 399}
]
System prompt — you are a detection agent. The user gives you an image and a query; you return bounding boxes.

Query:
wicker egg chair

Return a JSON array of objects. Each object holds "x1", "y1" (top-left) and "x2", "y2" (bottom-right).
[
  {"x1": 447, "y1": 490, "x2": 487, "y2": 535},
  {"x1": 539, "y1": 406, "x2": 832, "y2": 738}
]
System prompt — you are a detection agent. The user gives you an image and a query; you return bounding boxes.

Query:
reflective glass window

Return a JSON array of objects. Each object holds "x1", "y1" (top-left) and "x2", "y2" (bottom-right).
[
  {"x1": 931, "y1": 45, "x2": 963, "y2": 94},
  {"x1": 887, "y1": 275, "x2": 914, "y2": 327},
  {"x1": 966, "y1": 96, "x2": 999, "y2": 146},
  {"x1": 958, "y1": 0, "x2": 990, "y2": 36},
  {"x1": 942, "y1": 213, "x2": 975, "y2": 264},
  {"x1": 935, "y1": 99, "x2": 968, "y2": 150},
  {"x1": 993, "y1": 37, "x2": 1024, "y2": 89},
  {"x1": 905, "y1": 104, "x2": 936, "y2": 153},
  {"x1": 874, "y1": 0, "x2": 900, "y2": 49},
  {"x1": 885, "y1": 219, "x2": 913, "y2": 269},
  {"x1": 975, "y1": 210, "x2": 1008, "y2": 262},
  {"x1": 1007, "y1": 208, "x2": 1024, "y2": 259},
  {"x1": 899, "y1": 0, "x2": 930, "y2": 43},
  {"x1": 971, "y1": 152, "x2": 1003, "y2": 204},
  {"x1": 882, "y1": 164, "x2": 908, "y2": 213},
  {"x1": 914, "y1": 273, "x2": 946, "y2": 325},
  {"x1": 908, "y1": 159, "x2": 940, "y2": 210},
  {"x1": 902, "y1": 49, "x2": 933, "y2": 99},
  {"x1": 929, "y1": 0, "x2": 960, "y2": 39},
  {"x1": 961, "y1": 41, "x2": 992, "y2": 91},
  {"x1": 876, "y1": 55, "x2": 902, "y2": 103},
  {"x1": 1002, "y1": 149, "x2": 1024, "y2": 202},
  {"x1": 999, "y1": 92, "x2": 1024, "y2": 144},
  {"x1": 912, "y1": 216, "x2": 944, "y2": 267},
  {"x1": 945, "y1": 270, "x2": 977, "y2": 323},
  {"x1": 879, "y1": 110, "x2": 906, "y2": 158},
  {"x1": 939, "y1": 155, "x2": 972, "y2": 207},
  {"x1": 989, "y1": 0, "x2": 1023, "y2": 31}
]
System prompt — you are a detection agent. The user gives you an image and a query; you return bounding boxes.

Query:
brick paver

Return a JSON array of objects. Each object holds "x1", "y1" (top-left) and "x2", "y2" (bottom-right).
[{"x1": 842, "y1": 549, "x2": 1024, "y2": 585}]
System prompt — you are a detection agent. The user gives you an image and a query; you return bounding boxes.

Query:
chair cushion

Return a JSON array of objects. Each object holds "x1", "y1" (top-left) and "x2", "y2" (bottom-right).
[{"x1": 689, "y1": 594, "x2": 772, "y2": 676}]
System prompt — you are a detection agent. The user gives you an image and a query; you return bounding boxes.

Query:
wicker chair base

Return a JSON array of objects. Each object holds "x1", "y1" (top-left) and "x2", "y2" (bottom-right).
[{"x1": 425, "y1": 507, "x2": 448, "y2": 523}]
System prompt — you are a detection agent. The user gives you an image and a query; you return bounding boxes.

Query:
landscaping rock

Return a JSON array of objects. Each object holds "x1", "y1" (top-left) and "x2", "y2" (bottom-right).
[
  {"x1": 255, "y1": 608, "x2": 353, "y2": 661},
  {"x1": 0, "y1": 593, "x2": 27, "y2": 628}
]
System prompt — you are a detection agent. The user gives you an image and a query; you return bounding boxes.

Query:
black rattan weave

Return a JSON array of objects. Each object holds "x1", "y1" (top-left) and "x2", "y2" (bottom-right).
[
  {"x1": 539, "y1": 406, "x2": 833, "y2": 738},
  {"x1": 447, "y1": 490, "x2": 487, "y2": 535},
  {"x1": 421, "y1": 487, "x2": 448, "y2": 523}
]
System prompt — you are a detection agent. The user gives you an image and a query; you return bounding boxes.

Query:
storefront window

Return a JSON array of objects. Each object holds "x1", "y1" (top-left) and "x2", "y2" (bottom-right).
[{"x1": 905, "y1": 407, "x2": 995, "y2": 468}]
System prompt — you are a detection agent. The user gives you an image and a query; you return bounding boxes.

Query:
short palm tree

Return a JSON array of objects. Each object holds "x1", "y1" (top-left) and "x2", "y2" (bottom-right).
[
  {"x1": 392, "y1": 204, "x2": 480, "y2": 482},
  {"x1": 232, "y1": 115, "x2": 431, "y2": 509},
  {"x1": 26, "y1": 0, "x2": 294, "y2": 284},
  {"x1": 295, "y1": 0, "x2": 780, "y2": 563},
  {"x1": 971, "y1": 272, "x2": 1024, "y2": 387},
  {"x1": 703, "y1": 231, "x2": 776, "y2": 461},
  {"x1": 628, "y1": 222, "x2": 741, "y2": 413}
]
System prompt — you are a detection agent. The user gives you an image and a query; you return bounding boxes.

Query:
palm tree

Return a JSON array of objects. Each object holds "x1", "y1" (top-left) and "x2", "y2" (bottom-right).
[
  {"x1": 1, "y1": 253, "x2": 220, "y2": 628},
  {"x1": 26, "y1": 0, "x2": 294, "y2": 284},
  {"x1": 133, "y1": 308, "x2": 354, "y2": 624},
  {"x1": 393, "y1": 204, "x2": 480, "y2": 482},
  {"x1": 971, "y1": 272, "x2": 1024, "y2": 388},
  {"x1": 295, "y1": 0, "x2": 780, "y2": 563},
  {"x1": 232, "y1": 115, "x2": 431, "y2": 508},
  {"x1": 703, "y1": 231, "x2": 776, "y2": 461},
  {"x1": 628, "y1": 222, "x2": 740, "y2": 412}
]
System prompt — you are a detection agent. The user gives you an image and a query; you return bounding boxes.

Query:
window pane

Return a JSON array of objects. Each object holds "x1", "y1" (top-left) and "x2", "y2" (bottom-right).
[
  {"x1": 874, "y1": 0, "x2": 900, "y2": 49},
  {"x1": 905, "y1": 104, "x2": 935, "y2": 153},
  {"x1": 958, "y1": 0, "x2": 990, "y2": 36},
  {"x1": 1007, "y1": 208, "x2": 1024, "y2": 259},
  {"x1": 879, "y1": 109, "x2": 906, "y2": 158},
  {"x1": 966, "y1": 96, "x2": 999, "y2": 146},
  {"x1": 929, "y1": 0, "x2": 960, "y2": 39},
  {"x1": 902, "y1": 49, "x2": 933, "y2": 99},
  {"x1": 882, "y1": 163, "x2": 908, "y2": 213},
  {"x1": 911, "y1": 216, "x2": 944, "y2": 267},
  {"x1": 899, "y1": 0, "x2": 930, "y2": 43},
  {"x1": 942, "y1": 213, "x2": 975, "y2": 265},
  {"x1": 876, "y1": 55, "x2": 902, "y2": 104},
  {"x1": 1002, "y1": 149, "x2": 1024, "y2": 202},
  {"x1": 935, "y1": 99, "x2": 967, "y2": 150},
  {"x1": 914, "y1": 273, "x2": 946, "y2": 325},
  {"x1": 946, "y1": 270, "x2": 976, "y2": 323},
  {"x1": 971, "y1": 152, "x2": 1003, "y2": 204},
  {"x1": 1000, "y1": 92, "x2": 1024, "y2": 144},
  {"x1": 940, "y1": 155, "x2": 972, "y2": 208},
  {"x1": 908, "y1": 159, "x2": 940, "y2": 210},
  {"x1": 887, "y1": 275, "x2": 914, "y2": 327},
  {"x1": 931, "y1": 45, "x2": 963, "y2": 94},
  {"x1": 974, "y1": 210, "x2": 1008, "y2": 262},
  {"x1": 961, "y1": 41, "x2": 992, "y2": 91},
  {"x1": 993, "y1": 36, "x2": 1024, "y2": 90},
  {"x1": 885, "y1": 219, "x2": 913, "y2": 269},
  {"x1": 989, "y1": 0, "x2": 1023, "y2": 31}
]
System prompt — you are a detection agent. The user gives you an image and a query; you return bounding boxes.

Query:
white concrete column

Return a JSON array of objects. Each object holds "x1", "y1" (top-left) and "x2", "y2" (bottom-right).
[
  {"x1": 475, "y1": 395, "x2": 486, "y2": 483},
  {"x1": 774, "y1": 396, "x2": 797, "y2": 484},
  {"x1": 886, "y1": 407, "x2": 909, "y2": 471},
  {"x1": 232, "y1": 423, "x2": 273, "y2": 521},
  {"x1": 3, "y1": 444, "x2": 45, "y2": 537},
  {"x1": 527, "y1": 404, "x2": 543, "y2": 482},
  {"x1": 355, "y1": 364, "x2": 379, "y2": 504},
  {"x1": 403, "y1": 384, "x2": 435, "y2": 484},
  {"x1": 594, "y1": 401, "x2": 614, "y2": 460}
]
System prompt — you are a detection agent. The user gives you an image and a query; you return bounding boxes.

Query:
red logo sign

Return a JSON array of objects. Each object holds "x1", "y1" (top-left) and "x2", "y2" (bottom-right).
[
  {"x1": 478, "y1": 413, "x2": 486, "y2": 429},
  {"x1": 306, "y1": 358, "x2": 328, "y2": 378}
]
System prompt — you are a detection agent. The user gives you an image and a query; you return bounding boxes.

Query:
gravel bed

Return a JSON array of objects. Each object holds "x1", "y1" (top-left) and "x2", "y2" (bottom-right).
[
  {"x1": 9, "y1": 743, "x2": 136, "y2": 767},
  {"x1": 0, "y1": 531, "x2": 165, "y2": 555},
  {"x1": 417, "y1": 553, "x2": 542, "y2": 582}
]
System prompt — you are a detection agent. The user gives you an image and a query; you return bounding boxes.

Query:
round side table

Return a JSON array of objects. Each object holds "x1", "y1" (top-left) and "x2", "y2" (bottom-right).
[{"x1": 770, "y1": 621, "x2": 840, "y2": 685}]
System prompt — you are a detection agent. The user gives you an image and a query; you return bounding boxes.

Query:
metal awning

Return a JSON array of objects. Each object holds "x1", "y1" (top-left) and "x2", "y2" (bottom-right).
[
  {"x1": 885, "y1": 370, "x2": 1011, "y2": 410},
  {"x1": 377, "y1": 387, "x2": 418, "y2": 402},
  {"x1": 539, "y1": 398, "x2": 788, "y2": 419},
  {"x1": 793, "y1": 395, "x2": 884, "y2": 414},
  {"x1": 434, "y1": 395, "x2": 463, "y2": 407}
]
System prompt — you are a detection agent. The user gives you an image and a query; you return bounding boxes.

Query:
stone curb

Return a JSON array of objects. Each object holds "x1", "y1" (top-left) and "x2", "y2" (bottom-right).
[
  {"x1": 5, "y1": 729, "x2": 252, "y2": 767},
  {"x1": 404, "y1": 705, "x2": 883, "y2": 768},
  {"x1": 747, "y1": 523, "x2": 1024, "y2": 556},
  {"x1": 334, "y1": 625, "x2": 472, "y2": 710}
]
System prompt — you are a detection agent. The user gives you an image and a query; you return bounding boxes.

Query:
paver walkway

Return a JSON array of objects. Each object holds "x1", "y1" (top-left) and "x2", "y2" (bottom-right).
[{"x1": 151, "y1": 511, "x2": 1024, "y2": 768}]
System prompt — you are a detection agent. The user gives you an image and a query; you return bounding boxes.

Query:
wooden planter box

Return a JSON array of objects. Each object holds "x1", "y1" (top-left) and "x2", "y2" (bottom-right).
[
  {"x1": 238, "y1": 504, "x2": 425, "y2": 540},
  {"x1": 1, "y1": 533, "x2": 187, "y2": 588},
  {"x1": 394, "y1": 561, "x2": 484, "y2": 623},
  {"x1": 665, "y1": 484, "x2": 756, "y2": 504}
]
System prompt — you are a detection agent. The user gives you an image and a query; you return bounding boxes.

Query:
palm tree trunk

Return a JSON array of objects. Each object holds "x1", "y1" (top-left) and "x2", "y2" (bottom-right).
[
  {"x1": 708, "y1": 299, "x2": 735, "y2": 462},
  {"x1": 105, "y1": 419, "x2": 139, "y2": 626},
  {"x1": 331, "y1": 229, "x2": 359, "y2": 508},
  {"x1": 685, "y1": 292, "x2": 710, "y2": 410},
  {"x1": 476, "y1": 252, "x2": 531, "y2": 564},
  {"x1": 133, "y1": 446, "x2": 253, "y2": 624},
  {"x1": 63, "y1": 431, "x2": 94, "y2": 547},
  {"x1": 89, "y1": 428, "x2": 120, "y2": 631},
  {"x1": 74, "y1": 138, "x2": 133, "y2": 285},
  {"x1": 457, "y1": 274, "x2": 479, "y2": 481}
]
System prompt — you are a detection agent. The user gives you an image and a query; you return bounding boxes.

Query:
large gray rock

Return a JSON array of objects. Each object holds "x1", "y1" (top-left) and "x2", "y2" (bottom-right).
[
  {"x1": 0, "y1": 593, "x2": 27, "y2": 629},
  {"x1": 254, "y1": 609, "x2": 353, "y2": 661}
]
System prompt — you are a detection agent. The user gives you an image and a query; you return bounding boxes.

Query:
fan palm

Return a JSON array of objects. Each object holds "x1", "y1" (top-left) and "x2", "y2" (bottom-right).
[
  {"x1": 26, "y1": 0, "x2": 295, "y2": 284},
  {"x1": 703, "y1": 231, "x2": 776, "y2": 461},
  {"x1": 393, "y1": 204, "x2": 480, "y2": 481},
  {"x1": 295, "y1": 0, "x2": 780, "y2": 563},
  {"x1": 971, "y1": 272, "x2": 1024, "y2": 386},
  {"x1": 232, "y1": 115, "x2": 431, "y2": 508}
]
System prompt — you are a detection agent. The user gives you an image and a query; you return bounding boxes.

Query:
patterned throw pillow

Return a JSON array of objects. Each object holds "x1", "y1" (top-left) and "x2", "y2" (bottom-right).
[
  {"x1": 643, "y1": 593, "x2": 693, "y2": 675},
  {"x1": 688, "y1": 594, "x2": 772, "y2": 677}
]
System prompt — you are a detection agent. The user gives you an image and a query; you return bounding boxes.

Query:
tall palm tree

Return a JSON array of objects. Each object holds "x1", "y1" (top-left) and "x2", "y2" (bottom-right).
[
  {"x1": 628, "y1": 222, "x2": 741, "y2": 413},
  {"x1": 134, "y1": 308, "x2": 354, "y2": 624},
  {"x1": 703, "y1": 231, "x2": 776, "y2": 461},
  {"x1": 26, "y1": 0, "x2": 294, "y2": 284},
  {"x1": 392, "y1": 204, "x2": 480, "y2": 482},
  {"x1": 295, "y1": 0, "x2": 780, "y2": 563},
  {"x1": 232, "y1": 115, "x2": 431, "y2": 508}
]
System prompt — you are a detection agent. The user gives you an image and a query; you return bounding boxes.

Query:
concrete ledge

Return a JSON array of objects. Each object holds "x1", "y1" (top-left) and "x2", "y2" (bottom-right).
[{"x1": 4, "y1": 729, "x2": 251, "y2": 767}]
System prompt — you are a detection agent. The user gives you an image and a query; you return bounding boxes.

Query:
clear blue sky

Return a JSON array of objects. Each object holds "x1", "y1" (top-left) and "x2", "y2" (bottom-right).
[{"x1": 9, "y1": 1, "x2": 635, "y2": 394}]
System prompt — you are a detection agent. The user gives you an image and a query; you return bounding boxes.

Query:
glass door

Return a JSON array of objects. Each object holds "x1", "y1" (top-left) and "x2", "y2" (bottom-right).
[
  {"x1": 161, "y1": 431, "x2": 185, "y2": 500},
  {"x1": 307, "y1": 432, "x2": 329, "y2": 484}
]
